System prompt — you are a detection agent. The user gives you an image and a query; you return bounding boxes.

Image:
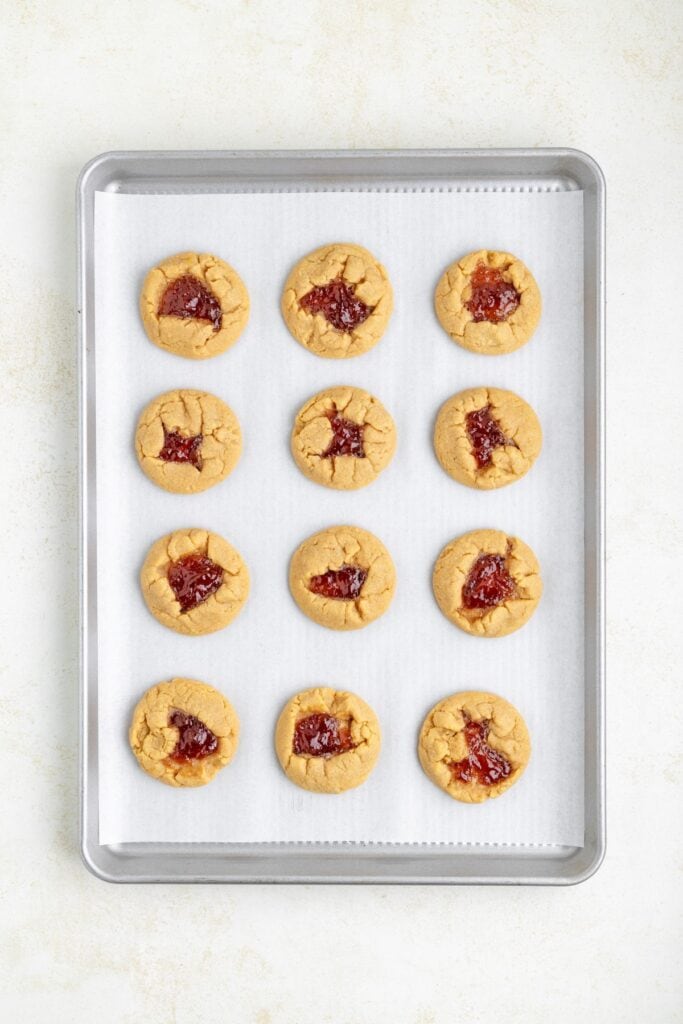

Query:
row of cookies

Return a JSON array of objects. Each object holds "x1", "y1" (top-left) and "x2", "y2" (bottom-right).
[
  {"x1": 129, "y1": 678, "x2": 531, "y2": 802},
  {"x1": 135, "y1": 385, "x2": 543, "y2": 495},
  {"x1": 139, "y1": 245, "x2": 542, "y2": 361},
  {"x1": 140, "y1": 526, "x2": 542, "y2": 639}
]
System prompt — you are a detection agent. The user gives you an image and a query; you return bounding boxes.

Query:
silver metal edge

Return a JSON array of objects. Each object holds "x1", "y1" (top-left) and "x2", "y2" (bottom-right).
[
  {"x1": 571, "y1": 147, "x2": 606, "y2": 885},
  {"x1": 78, "y1": 148, "x2": 605, "y2": 884},
  {"x1": 77, "y1": 156, "x2": 98, "y2": 881},
  {"x1": 77, "y1": 163, "x2": 88, "y2": 876}
]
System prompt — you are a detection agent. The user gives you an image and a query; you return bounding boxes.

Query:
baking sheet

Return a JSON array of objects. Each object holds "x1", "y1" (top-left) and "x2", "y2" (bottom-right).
[{"x1": 94, "y1": 188, "x2": 584, "y2": 847}]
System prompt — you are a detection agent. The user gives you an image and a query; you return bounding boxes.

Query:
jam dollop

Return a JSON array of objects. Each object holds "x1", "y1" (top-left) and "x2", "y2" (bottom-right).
[
  {"x1": 167, "y1": 553, "x2": 224, "y2": 612},
  {"x1": 322, "y1": 409, "x2": 365, "y2": 459},
  {"x1": 449, "y1": 717, "x2": 511, "y2": 785},
  {"x1": 465, "y1": 406, "x2": 510, "y2": 468},
  {"x1": 168, "y1": 709, "x2": 218, "y2": 762},
  {"x1": 462, "y1": 553, "x2": 516, "y2": 610},
  {"x1": 158, "y1": 427, "x2": 203, "y2": 469},
  {"x1": 465, "y1": 261, "x2": 520, "y2": 323},
  {"x1": 299, "y1": 277, "x2": 372, "y2": 331},
  {"x1": 308, "y1": 564, "x2": 368, "y2": 600},
  {"x1": 293, "y1": 713, "x2": 355, "y2": 757},
  {"x1": 158, "y1": 275, "x2": 222, "y2": 332}
]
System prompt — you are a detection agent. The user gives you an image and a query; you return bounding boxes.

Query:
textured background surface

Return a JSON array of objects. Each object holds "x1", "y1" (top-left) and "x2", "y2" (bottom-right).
[{"x1": 1, "y1": 1, "x2": 681, "y2": 1021}]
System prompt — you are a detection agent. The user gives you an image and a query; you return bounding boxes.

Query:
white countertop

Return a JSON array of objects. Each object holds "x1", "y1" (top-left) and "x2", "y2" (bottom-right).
[{"x1": 2, "y1": 1, "x2": 681, "y2": 1021}]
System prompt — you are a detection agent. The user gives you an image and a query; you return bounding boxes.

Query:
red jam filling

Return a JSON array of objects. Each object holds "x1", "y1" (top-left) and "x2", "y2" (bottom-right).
[
  {"x1": 299, "y1": 277, "x2": 372, "y2": 331},
  {"x1": 322, "y1": 409, "x2": 365, "y2": 459},
  {"x1": 158, "y1": 428, "x2": 203, "y2": 469},
  {"x1": 158, "y1": 275, "x2": 222, "y2": 332},
  {"x1": 449, "y1": 717, "x2": 511, "y2": 786},
  {"x1": 167, "y1": 553, "x2": 224, "y2": 612},
  {"x1": 465, "y1": 406, "x2": 510, "y2": 469},
  {"x1": 308, "y1": 564, "x2": 368, "y2": 600},
  {"x1": 465, "y1": 261, "x2": 520, "y2": 323},
  {"x1": 168, "y1": 709, "x2": 218, "y2": 762},
  {"x1": 293, "y1": 713, "x2": 355, "y2": 757},
  {"x1": 462, "y1": 553, "x2": 515, "y2": 610}
]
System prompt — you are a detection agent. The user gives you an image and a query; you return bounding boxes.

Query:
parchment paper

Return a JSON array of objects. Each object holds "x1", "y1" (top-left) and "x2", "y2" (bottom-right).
[{"x1": 95, "y1": 187, "x2": 584, "y2": 846}]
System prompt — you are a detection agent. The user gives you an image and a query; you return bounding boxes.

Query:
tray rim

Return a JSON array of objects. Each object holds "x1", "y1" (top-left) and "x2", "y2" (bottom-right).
[{"x1": 78, "y1": 147, "x2": 605, "y2": 885}]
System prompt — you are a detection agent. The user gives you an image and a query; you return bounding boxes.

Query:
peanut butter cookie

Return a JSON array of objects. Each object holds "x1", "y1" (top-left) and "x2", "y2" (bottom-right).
[
  {"x1": 281, "y1": 243, "x2": 393, "y2": 358},
  {"x1": 418, "y1": 691, "x2": 530, "y2": 803},
  {"x1": 135, "y1": 389, "x2": 241, "y2": 494},
  {"x1": 434, "y1": 386, "x2": 542, "y2": 490},
  {"x1": 289, "y1": 525, "x2": 395, "y2": 631},
  {"x1": 129, "y1": 677, "x2": 240, "y2": 787},
  {"x1": 275, "y1": 686, "x2": 381, "y2": 793},
  {"x1": 140, "y1": 251, "x2": 249, "y2": 359},
  {"x1": 291, "y1": 385, "x2": 396, "y2": 490},
  {"x1": 140, "y1": 528, "x2": 249, "y2": 636},
  {"x1": 434, "y1": 249, "x2": 541, "y2": 355},
  {"x1": 432, "y1": 529, "x2": 542, "y2": 638}
]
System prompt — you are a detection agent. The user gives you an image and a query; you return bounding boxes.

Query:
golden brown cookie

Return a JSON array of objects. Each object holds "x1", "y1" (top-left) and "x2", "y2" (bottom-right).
[
  {"x1": 432, "y1": 529, "x2": 542, "y2": 638},
  {"x1": 434, "y1": 386, "x2": 542, "y2": 490},
  {"x1": 275, "y1": 686, "x2": 381, "y2": 793},
  {"x1": 135, "y1": 389, "x2": 242, "y2": 494},
  {"x1": 281, "y1": 243, "x2": 393, "y2": 358},
  {"x1": 289, "y1": 525, "x2": 395, "y2": 631},
  {"x1": 418, "y1": 691, "x2": 530, "y2": 803},
  {"x1": 129, "y1": 677, "x2": 239, "y2": 787},
  {"x1": 140, "y1": 528, "x2": 249, "y2": 636},
  {"x1": 434, "y1": 249, "x2": 541, "y2": 355},
  {"x1": 140, "y1": 251, "x2": 249, "y2": 360},
  {"x1": 291, "y1": 385, "x2": 396, "y2": 490}
]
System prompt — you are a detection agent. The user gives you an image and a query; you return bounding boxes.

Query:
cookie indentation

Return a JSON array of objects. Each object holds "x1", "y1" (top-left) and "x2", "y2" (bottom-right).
[
  {"x1": 448, "y1": 717, "x2": 512, "y2": 785},
  {"x1": 308, "y1": 564, "x2": 368, "y2": 600},
  {"x1": 322, "y1": 409, "x2": 366, "y2": 459},
  {"x1": 465, "y1": 261, "x2": 520, "y2": 323},
  {"x1": 462, "y1": 553, "x2": 516, "y2": 610},
  {"x1": 293, "y1": 713, "x2": 355, "y2": 758},
  {"x1": 159, "y1": 427, "x2": 203, "y2": 469},
  {"x1": 465, "y1": 406, "x2": 510, "y2": 469},
  {"x1": 159, "y1": 274, "x2": 222, "y2": 331},
  {"x1": 300, "y1": 277, "x2": 372, "y2": 331},
  {"x1": 168, "y1": 553, "x2": 224, "y2": 612},
  {"x1": 168, "y1": 709, "x2": 218, "y2": 763}
]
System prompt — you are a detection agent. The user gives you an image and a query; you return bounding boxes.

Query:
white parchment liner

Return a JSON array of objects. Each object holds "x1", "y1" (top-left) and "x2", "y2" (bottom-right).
[{"x1": 95, "y1": 189, "x2": 584, "y2": 846}]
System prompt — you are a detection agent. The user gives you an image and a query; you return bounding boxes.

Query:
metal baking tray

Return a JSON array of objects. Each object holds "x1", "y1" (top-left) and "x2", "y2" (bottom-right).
[{"x1": 78, "y1": 149, "x2": 605, "y2": 884}]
